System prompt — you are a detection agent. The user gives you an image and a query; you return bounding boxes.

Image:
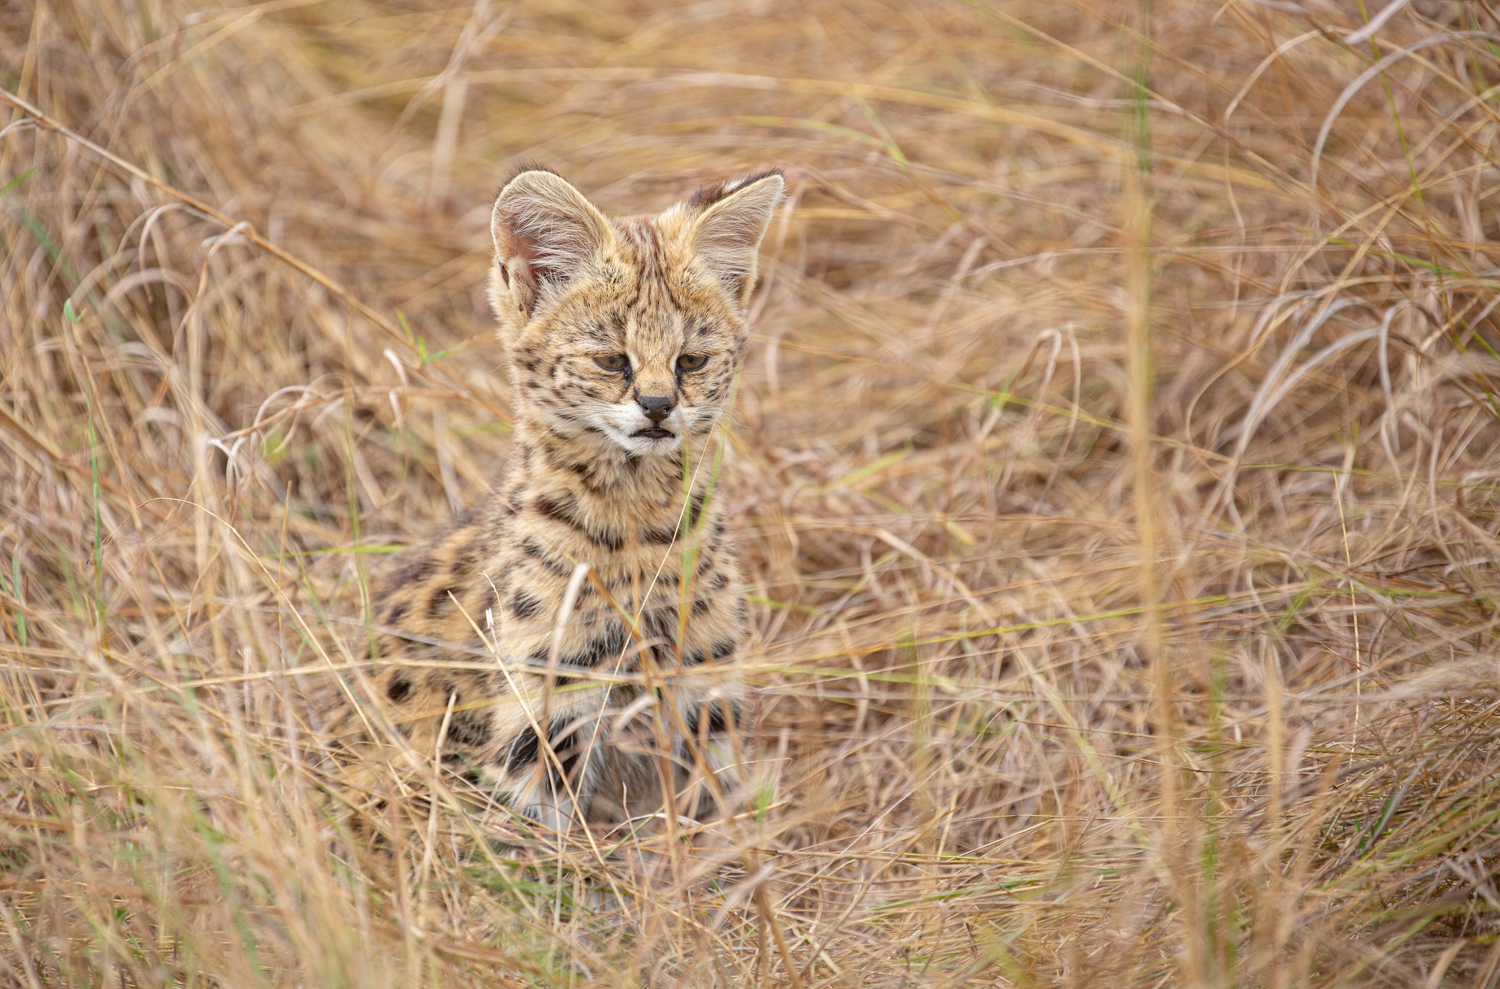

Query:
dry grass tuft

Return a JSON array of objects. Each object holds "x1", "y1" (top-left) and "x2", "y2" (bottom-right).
[{"x1": 3, "y1": 0, "x2": 1500, "y2": 984}]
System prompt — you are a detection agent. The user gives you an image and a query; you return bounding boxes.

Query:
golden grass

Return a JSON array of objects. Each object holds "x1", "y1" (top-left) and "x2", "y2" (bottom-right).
[{"x1": 3, "y1": 0, "x2": 1500, "y2": 984}]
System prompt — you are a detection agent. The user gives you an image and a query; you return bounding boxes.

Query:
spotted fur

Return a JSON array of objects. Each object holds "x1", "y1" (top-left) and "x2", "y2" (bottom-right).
[{"x1": 331, "y1": 168, "x2": 783, "y2": 831}]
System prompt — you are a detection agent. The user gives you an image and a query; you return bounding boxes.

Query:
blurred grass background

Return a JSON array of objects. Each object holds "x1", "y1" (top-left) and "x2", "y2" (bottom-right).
[{"x1": 4, "y1": 0, "x2": 1500, "y2": 984}]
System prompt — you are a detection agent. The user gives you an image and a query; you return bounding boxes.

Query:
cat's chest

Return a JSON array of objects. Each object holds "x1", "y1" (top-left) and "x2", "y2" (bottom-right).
[{"x1": 489, "y1": 522, "x2": 733, "y2": 659}]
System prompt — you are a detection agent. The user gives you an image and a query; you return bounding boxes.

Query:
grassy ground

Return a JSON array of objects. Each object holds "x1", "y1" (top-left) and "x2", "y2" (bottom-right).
[{"x1": 3, "y1": 0, "x2": 1500, "y2": 984}]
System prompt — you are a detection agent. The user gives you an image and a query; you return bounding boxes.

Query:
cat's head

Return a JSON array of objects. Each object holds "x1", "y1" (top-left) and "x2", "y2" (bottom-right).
[{"x1": 488, "y1": 167, "x2": 783, "y2": 458}]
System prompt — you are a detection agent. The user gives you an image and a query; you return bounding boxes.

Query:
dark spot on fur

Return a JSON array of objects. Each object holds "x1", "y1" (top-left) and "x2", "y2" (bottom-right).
[
  {"x1": 501, "y1": 715, "x2": 587, "y2": 791},
  {"x1": 692, "y1": 598, "x2": 710, "y2": 616},
  {"x1": 584, "y1": 624, "x2": 633, "y2": 666},
  {"x1": 535, "y1": 495, "x2": 623, "y2": 551},
  {"x1": 549, "y1": 745, "x2": 584, "y2": 790},
  {"x1": 384, "y1": 601, "x2": 408, "y2": 625},
  {"x1": 684, "y1": 639, "x2": 733, "y2": 666},
  {"x1": 448, "y1": 706, "x2": 492, "y2": 747},
  {"x1": 502, "y1": 725, "x2": 541, "y2": 773},
  {"x1": 536, "y1": 622, "x2": 632, "y2": 669},
  {"x1": 520, "y1": 537, "x2": 573, "y2": 578},
  {"x1": 707, "y1": 570, "x2": 730, "y2": 591},
  {"x1": 510, "y1": 588, "x2": 543, "y2": 620},
  {"x1": 685, "y1": 701, "x2": 734, "y2": 737},
  {"x1": 688, "y1": 169, "x2": 784, "y2": 209},
  {"x1": 386, "y1": 676, "x2": 412, "y2": 703},
  {"x1": 428, "y1": 586, "x2": 454, "y2": 619},
  {"x1": 534, "y1": 496, "x2": 570, "y2": 522},
  {"x1": 642, "y1": 608, "x2": 676, "y2": 644},
  {"x1": 390, "y1": 555, "x2": 436, "y2": 588}
]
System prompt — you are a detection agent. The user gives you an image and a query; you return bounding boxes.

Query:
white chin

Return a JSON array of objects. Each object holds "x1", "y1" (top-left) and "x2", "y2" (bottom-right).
[{"x1": 604, "y1": 426, "x2": 682, "y2": 456}]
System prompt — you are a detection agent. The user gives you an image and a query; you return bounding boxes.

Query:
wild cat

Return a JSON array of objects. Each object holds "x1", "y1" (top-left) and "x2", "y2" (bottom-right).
[{"x1": 332, "y1": 167, "x2": 783, "y2": 831}]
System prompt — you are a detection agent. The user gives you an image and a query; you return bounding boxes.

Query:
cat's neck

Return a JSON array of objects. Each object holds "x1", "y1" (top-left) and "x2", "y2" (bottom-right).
[{"x1": 510, "y1": 420, "x2": 708, "y2": 506}]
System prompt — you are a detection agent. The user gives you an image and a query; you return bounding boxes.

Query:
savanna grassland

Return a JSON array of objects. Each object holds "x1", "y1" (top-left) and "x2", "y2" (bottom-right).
[{"x1": 3, "y1": 0, "x2": 1500, "y2": 985}]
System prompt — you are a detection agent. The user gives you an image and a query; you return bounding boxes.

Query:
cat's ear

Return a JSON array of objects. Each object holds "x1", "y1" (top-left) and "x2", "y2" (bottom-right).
[
  {"x1": 491, "y1": 169, "x2": 612, "y2": 317},
  {"x1": 688, "y1": 170, "x2": 784, "y2": 308}
]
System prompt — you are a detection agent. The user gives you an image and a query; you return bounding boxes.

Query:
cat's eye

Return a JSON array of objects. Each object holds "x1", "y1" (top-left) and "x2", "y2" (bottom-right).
[
  {"x1": 676, "y1": 353, "x2": 709, "y2": 371},
  {"x1": 594, "y1": 354, "x2": 629, "y2": 371}
]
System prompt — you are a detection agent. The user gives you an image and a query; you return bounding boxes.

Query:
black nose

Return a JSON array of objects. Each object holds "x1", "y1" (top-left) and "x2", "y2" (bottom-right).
[{"x1": 638, "y1": 395, "x2": 674, "y2": 424}]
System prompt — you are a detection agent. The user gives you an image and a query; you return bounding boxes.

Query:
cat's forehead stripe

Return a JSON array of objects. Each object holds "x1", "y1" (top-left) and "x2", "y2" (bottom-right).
[
  {"x1": 613, "y1": 216, "x2": 665, "y2": 270},
  {"x1": 608, "y1": 217, "x2": 693, "y2": 335}
]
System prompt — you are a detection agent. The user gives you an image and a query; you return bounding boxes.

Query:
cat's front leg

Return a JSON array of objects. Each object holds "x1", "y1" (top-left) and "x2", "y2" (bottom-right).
[{"x1": 493, "y1": 710, "x2": 607, "y2": 832}]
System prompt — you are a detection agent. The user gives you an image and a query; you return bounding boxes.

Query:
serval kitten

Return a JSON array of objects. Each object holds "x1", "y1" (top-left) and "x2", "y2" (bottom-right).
[{"x1": 341, "y1": 167, "x2": 782, "y2": 831}]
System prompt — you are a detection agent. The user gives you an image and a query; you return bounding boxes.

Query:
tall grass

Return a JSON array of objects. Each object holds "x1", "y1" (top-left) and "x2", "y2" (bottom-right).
[{"x1": 3, "y1": 0, "x2": 1500, "y2": 984}]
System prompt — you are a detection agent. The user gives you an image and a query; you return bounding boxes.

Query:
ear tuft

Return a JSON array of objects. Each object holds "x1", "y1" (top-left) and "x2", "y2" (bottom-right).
[
  {"x1": 491, "y1": 169, "x2": 612, "y2": 318},
  {"x1": 689, "y1": 170, "x2": 784, "y2": 308}
]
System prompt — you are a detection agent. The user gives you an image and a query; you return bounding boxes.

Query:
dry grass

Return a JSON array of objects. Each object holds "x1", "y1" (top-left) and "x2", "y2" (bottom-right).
[{"x1": 3, "y1": 0, "x2": 1500, "y2": 984}]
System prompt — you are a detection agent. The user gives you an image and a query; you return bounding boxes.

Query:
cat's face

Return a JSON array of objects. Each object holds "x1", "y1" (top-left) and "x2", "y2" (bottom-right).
[
  {"x1": 489, "y1": 170, "x2": 783, "y2": 458},
  {"x1": 520, "y1": 280, "x2": 746, "y2": 457}
]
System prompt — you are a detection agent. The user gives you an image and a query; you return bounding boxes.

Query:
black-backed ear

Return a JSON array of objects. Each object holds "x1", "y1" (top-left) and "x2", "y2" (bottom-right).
[
  {"x1": 491, "y1": 169, "x2": 613, "y2": 317},
  {"x1": 688, "y1": 170, "x2": 784, "y2": 309}
]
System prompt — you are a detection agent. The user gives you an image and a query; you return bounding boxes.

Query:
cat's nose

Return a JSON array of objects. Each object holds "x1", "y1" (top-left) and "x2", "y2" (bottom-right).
[{"x1": 638, "y1": 395, "x2": 674, "y2": 424}]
